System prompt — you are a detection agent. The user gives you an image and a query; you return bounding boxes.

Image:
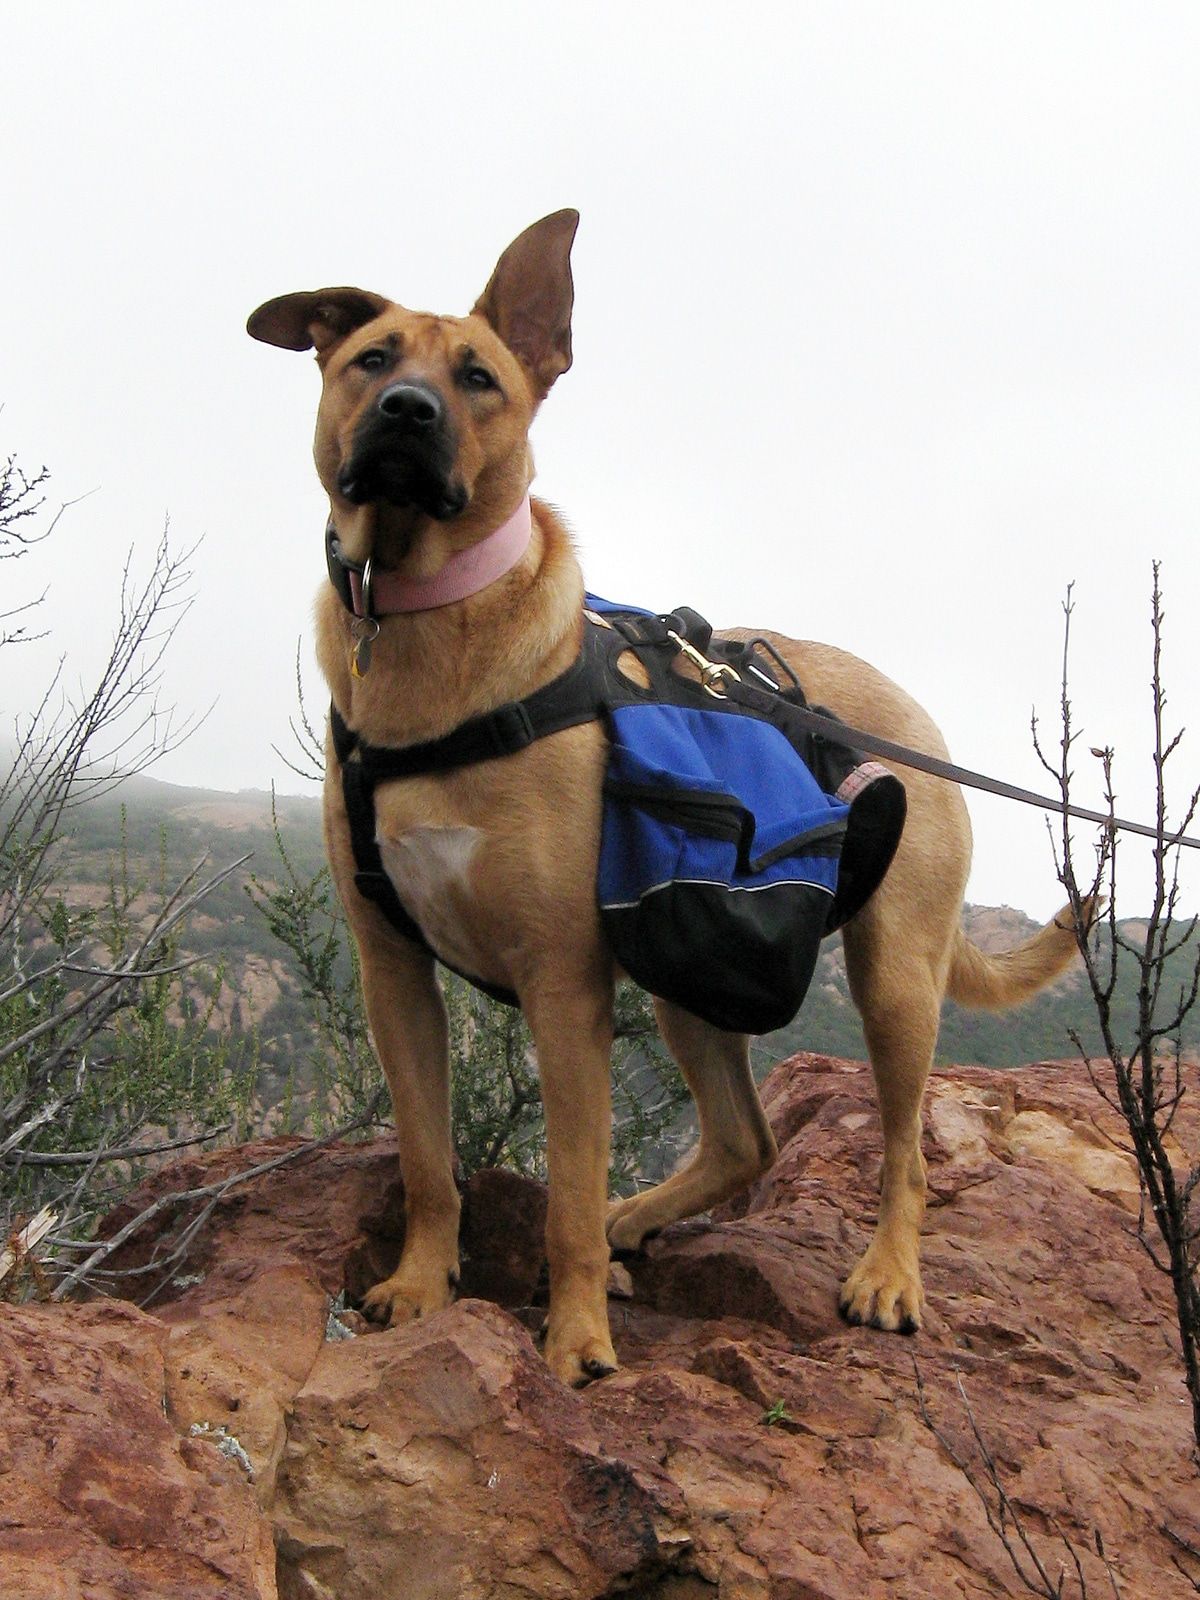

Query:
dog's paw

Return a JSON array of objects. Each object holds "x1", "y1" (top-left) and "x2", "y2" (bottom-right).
[
  {"x1": 543, "y1": 1318, "x2": 619, "y2": 1388},
  {"x1": 839, "y1": 1246, "x2": 923, "y2": 1335},
  {"x1": 548, "y1": 1338, "x2": 619, "y2": 1389},
  {"x1": 605, "y1": 1195, "x2": 656, "y2": 1257},
  {"x1": 360, "y1": 1265, "x2": 457, "y2": 1328}
]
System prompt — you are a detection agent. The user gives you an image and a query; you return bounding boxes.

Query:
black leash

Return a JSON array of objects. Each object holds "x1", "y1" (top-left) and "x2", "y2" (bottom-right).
[
  {"x1": 326, "y1": 549, "x2": 1198, "y2": 853},
  {"x1": 620, "y1": 611, "x2": 1200, "y2": 852},
  {"x1": 730, "y1": 688, "x2": 1200, "y2": 852}
]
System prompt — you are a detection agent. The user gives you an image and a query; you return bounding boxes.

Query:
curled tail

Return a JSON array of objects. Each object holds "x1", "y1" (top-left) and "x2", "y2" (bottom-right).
[{"x1": 946, "y1": 896, "x2": 1098, "y2": 1011}]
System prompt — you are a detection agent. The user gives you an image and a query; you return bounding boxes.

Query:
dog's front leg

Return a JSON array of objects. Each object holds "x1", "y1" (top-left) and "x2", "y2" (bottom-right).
[
  {"x1": 522, "y1": 971, "x2": 618, "y2": 1386},
  {"x1": 355, "y1": 930, "x2": 462, "y2": 1327}
]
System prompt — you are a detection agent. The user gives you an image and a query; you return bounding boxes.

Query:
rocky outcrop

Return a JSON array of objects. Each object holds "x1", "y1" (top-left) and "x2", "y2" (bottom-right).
[
  {"x1": 2, "y1": 1053, "x2": 1197, "y2": 1599},
  {"x1": 0, "y1": 1298, "x2": 276, "y2": 1599}
]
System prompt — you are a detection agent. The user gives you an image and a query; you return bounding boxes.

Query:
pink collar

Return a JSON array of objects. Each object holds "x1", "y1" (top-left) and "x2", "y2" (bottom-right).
[{"x1": 347, "y1": 495, "x2": 533, "y2": 616}]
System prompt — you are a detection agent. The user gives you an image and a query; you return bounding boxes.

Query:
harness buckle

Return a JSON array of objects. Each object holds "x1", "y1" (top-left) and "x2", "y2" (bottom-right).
[{"x1": 666, "y1": 629, "x2": 741, "y2": 699}]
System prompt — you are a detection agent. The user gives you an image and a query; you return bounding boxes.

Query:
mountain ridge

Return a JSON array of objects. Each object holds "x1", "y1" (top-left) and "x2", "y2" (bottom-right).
[{"x1": 48, "y1": 770, "x2": 1199, "y2": 1070}]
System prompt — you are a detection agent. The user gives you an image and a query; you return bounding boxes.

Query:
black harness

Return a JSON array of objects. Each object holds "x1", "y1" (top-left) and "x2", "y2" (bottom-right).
[
  {"x1": 329, "y1": 591, "x2": 906, "y2": 1011},
  {"x1": 330, "y1": 621, "x2": 611, "y2": 1001}
]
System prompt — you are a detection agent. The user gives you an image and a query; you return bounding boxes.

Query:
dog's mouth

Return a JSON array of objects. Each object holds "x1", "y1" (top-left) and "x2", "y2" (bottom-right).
[
  {"x1": 338, "y1": 457, "x2": 468, "y2": 521},
  {"x1": 337, "y1": 397, "x2": 468, "y2": 522}
]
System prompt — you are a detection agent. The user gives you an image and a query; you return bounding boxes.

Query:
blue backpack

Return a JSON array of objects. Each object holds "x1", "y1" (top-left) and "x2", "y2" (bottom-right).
[
  {"x1": 331, "y1": 598, "x2": 906, "y2": 1034},
  {"x1": 586, "y1": 597, "x2": 904, "y2": 1032}
]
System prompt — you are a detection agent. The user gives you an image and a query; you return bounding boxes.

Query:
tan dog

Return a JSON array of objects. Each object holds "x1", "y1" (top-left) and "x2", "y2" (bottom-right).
[{"x1": 248, "y1": 211, "x2": 1082, "y2": 1385}]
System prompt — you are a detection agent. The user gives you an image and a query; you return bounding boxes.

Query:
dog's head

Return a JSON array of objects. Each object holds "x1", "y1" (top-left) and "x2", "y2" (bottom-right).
[{"x1": 248, "y1": 210, "x2": 578, "y2": 566}]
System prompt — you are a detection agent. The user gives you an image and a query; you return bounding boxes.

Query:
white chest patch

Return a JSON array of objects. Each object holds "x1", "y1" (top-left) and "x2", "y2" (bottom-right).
[{"x1": 376, "y1": 825, "x2": 487, "y2": 973}]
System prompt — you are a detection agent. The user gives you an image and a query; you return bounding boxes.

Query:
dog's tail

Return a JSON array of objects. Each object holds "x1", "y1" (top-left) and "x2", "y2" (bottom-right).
[{"x1": 945, "y1": 896, "x2": 1099, "y2": 1011}]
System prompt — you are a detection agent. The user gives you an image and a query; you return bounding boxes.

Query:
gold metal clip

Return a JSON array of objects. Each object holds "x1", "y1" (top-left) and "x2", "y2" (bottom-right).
[{"x1": 666, "y1": 630, "x2": 741, "y2": 699}]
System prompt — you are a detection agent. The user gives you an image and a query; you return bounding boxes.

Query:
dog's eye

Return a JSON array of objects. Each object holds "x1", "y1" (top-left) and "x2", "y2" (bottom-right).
[
  {"x1": 356, "y1": 348, "x2": 390, "y2": 373},
  {"x1": 461, "y1": 365, "x2": 497, "y2": 392}
]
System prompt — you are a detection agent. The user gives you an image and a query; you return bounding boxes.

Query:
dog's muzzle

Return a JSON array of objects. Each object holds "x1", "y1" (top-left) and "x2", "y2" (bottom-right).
[{"x1": 337, "y1": 382, "x2": 468, "y2": 520}]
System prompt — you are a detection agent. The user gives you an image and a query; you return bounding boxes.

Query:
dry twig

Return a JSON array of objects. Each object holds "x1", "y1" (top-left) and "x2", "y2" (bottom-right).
[{"x1": 913, "y1": 1361, "x2": 1120, "y2": 1599}]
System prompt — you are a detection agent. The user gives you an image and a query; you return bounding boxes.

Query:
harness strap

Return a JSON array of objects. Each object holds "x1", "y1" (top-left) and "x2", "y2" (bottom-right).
[
  {"x1": 329, "y1": 623, "x2": 615, "y2": 990},
  {"x1": 328, "y1": 617, "x2": 778, "y2": 790},
  {"x1": 342, "y1": 630, "x2": 606, "y2": 787},
  {"x1": 337, "y1": 740, "x2": 427, "y2": 946},
  {"x1": 327, "y1": 608, "x2": 905, "y2": 975}
]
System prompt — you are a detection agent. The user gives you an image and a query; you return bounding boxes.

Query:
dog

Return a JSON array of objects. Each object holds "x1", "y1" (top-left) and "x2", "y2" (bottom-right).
[{"x1": 248, "y1": 211, "x2": 1084, "y2": 1386}]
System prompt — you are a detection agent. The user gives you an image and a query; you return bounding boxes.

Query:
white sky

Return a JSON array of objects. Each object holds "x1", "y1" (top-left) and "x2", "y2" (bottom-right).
[{"x1": 3, "y1": 2, "x2": 1199, "y2": 921}]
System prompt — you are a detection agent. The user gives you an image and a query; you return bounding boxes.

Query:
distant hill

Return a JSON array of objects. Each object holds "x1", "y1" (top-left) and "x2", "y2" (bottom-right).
[
  {"x1": 760, "y1": 901, "x2": 1173, "y2": 1073},
  {"x1": 47, "y1": 771, "x2": 1199, "y2": 1078}
]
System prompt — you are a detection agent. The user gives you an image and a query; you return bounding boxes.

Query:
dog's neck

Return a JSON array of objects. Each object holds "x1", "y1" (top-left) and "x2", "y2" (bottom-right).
[
  {"x1": 317, "y1": 496, "x2": 586, "y2": 754},
  {"x1": 345, "y1": 495, "x2": 533, "y2": 617}
]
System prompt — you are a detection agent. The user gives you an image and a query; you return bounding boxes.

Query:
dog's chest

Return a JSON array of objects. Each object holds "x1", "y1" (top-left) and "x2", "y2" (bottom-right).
[{"x1": 376, "y1": 825, "x2": 491, "y2": 975}]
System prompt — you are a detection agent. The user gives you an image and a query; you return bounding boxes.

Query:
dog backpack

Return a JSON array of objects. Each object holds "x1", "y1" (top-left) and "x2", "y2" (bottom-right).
[{"x1": 330, "y1": 598, "x2": 906, "y2": 1034}]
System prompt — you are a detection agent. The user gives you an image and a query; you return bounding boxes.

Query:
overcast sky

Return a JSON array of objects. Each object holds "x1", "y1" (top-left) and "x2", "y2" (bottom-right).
[{"x1": 4, "y1": 2, "x2": 1199, "y2": 921}]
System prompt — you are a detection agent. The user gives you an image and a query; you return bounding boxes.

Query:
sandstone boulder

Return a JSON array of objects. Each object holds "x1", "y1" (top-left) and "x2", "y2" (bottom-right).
[
  {"x1": 3, "y1": 1052, "x2": 1197, "y2": 1599},
  {"x1": 273, "y1": 1297, "x2": 690, "y2": 1599}
]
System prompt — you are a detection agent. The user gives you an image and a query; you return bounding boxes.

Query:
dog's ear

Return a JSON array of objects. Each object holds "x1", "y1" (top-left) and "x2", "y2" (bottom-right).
[
  {"x1": 472, "y1": 210, "x2": 579, "y2": 398},
  {"x1": 246, "y1": 289, "x2": 390, "y2": 355}
]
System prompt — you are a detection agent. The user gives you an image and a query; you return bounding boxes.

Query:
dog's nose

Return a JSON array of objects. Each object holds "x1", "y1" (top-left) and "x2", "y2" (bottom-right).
[{"x1": 376, "y1": 383, "x2": 443, "y2": 428}]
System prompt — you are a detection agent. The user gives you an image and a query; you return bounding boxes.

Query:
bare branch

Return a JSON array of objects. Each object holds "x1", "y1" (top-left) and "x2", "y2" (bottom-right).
[
  {"x1": 270, "y1": 638, "x2": 326, "y2": 785},
  {"x1": 914, "y1": 1360, "x2": 1114, "y2": 1598},
  {"x1": 1046, "y1": 570, "x2": 1200, "y2": 1457},
  {"x1": 1, "y1": 465, "x2": 263, "y2": 1259},
  {"x1": 50, "y1": 1095, "x2": 384, "y2": 1302},
  {"x1": 4, "y1": 1125, "x2": 232, "y2": 1169}
]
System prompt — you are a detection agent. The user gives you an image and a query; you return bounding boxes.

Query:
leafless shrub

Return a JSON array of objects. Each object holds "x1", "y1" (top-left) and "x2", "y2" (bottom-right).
[
  {"x1": 47, "y1": 1094, "x2": 384, "y2": 1307},
  {"x1": 1033, "y1": 568, "x2": 1200, "y2": 1461},
  {"x1": 0, "y1": 452, "x2": 52, "y2": 647},
  {"x1": 1, "y1": 453, "x2": 254, "y2": 1283}
]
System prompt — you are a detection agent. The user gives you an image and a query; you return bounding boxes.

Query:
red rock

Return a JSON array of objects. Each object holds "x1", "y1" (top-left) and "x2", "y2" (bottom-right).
[
  {"x1": 460, "y1": 1165, "x2": 549, "y2": 1306},
  {"x1": 272, "y1": 1298, "x2": 689, "y2": 1598},
  {"x1": 0, "y1": 1299, "x2": 276, "y2": 1600},
  {"x1": 159, "y1": 1255, "x2": 330, "y2": 1502},
  {"x1": 11, "y1": 1053, "x2": 1198, "y2": 1598},
  {"x1": 95, "y1": 1134, "x2": 404, "y2": 1303}
]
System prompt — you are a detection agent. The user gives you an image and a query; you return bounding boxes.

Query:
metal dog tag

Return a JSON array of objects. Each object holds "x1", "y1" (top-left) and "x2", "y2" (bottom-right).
[{"x1": 350, "y1": 616, "x2": 380, "y2": 677}]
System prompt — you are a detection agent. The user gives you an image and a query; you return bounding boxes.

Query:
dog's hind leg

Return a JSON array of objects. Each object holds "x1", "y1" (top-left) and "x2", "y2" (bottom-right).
[
  {"x1": 606, "y1": 1000, "x2": 777, "y2": 1253},
  {"x1": 838, "y1": 873, "x2": 1091, "y2": 1333},
  {"x1": 837, "y1": 887, "x2": 951, "y2": 1333}
]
